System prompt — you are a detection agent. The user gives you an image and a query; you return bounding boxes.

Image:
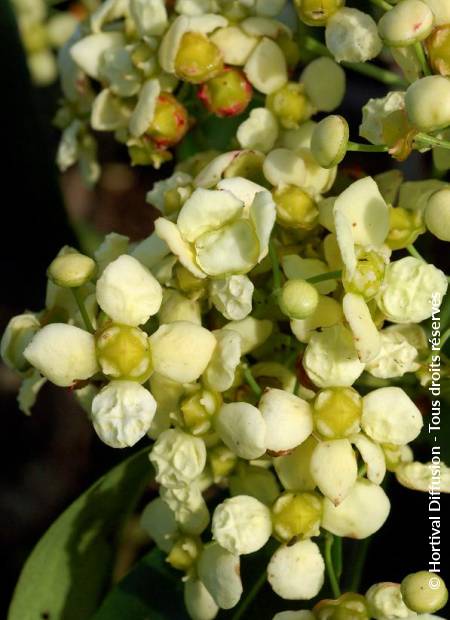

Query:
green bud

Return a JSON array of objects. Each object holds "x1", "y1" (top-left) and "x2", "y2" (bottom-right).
[
  {"x1": 267, "y1": 82, "x2": 313, "y2": 129},
  {"x1": 166, "y1": 535, "x2": 202, "y2": 572},
  {"x1": 272, "y1": 491, "x2": 322, "y2": 542},
  {"x1": 314, "y1": 593, "x2": 370, "y2": 620},
  {"x1": 95, "y1": 323, "x2": 152, "y2": 382},
  {"x1": 279, "y1": 279, "x2": 319, "y2": 320},
  {"x1": 313, "y1": 387, "x2": 362, "y2": 439},
  {"x1": 387, "y1": 206, "x2": 425, "y2": 250},
  {"x1": 47, "y1": 252, "x2": 96, "y2": 288},
  {"x1": 180, "y1": 386, "x2": 222, "y2": 436},
  {"x1": 342, "y1": 248, "x2": 386, "y2": 301},
  {"x1": 311, "y1": 115, "x2": 349, "y2": 168},
  {"x1": 198, "y1": 67, "x2": 252, "y2": 117},
  {"x1": 272, "y1": 185, "x2": 318, "y2": 230},
  {"x1": 424, "y1": 187, "x2": 450, "y2": 241},
  {"x1": 146, "y1": 93, "x2": 189, "y2": 148},
  {"x1": 175, "y1": 31, "x2": 223, "y2": 84},
  {"x1": 294, "y1": 0, "x2": 345, "y2": 27},
  {"x1": 426, "y1": 25, "x2": 450, "y2": 76},
  {"x1": 401, "y1": 571, "x2": 448, "y2": 613}
]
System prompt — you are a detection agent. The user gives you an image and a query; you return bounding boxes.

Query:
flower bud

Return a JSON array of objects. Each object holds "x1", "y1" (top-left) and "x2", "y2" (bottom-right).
[
  {"x1": 266, "y1": 82, "x2": 313, "y2": 129},
  {"x1": 401, "y1": 572, "x2": 448, "y2": 614},
  {"x1": 175, "y1": 32, "x2": 223, "y2": 83},
  {"x1": 149, "y1": 321, "x2": 216, "y2": 383},
  {"x1": 387, "y1": 206, "x2": 425, "y2": 250},
  {"x1": 146, "y1": 93, "x2": 189, "y2": 148},
  {"x1": 197, "y1": 543, "x2": 243, "y2": 610},
  {"x1": 24, "y1": 324, "x2": 99, "y2": 387},
  {"x1": 322, "y1": 479, "x2": 390, "y2": 539},
  {"x1": 342, "y1": 248, "x2": 386, "y2": 301},
  {"x1": 313, "y1": 387, "x2": 362, "y2": 439},
  {"x1": 95, "y1": 323, "x2": 152, "y2": 382},
  {"x1": 424, "y1": 187, "x2": 450, "y2": 241},
  {"x1": 301, "y1": 57, "x2": 346, "y2": 112},
  {"x1": 426, "y1": 25, "x2": 450, "y2": 76},
  {"x1": 198, "y1": 68, "x2": 252, "y2": 117},
  {"x1": 210, "y1": 275, "x2": 254, "y2": 321},
  {"x1": 96, "y1": 255, "x2": 163, "y2": 327},
  {"x1": 378, "y1": 0, "x2": 434, "y2": 46},
  {"x1": 272, "y1": 491, "x2": 322, "y2": 542},
  {"x1": 259, "y1": 387, "x2": 313, "y2": 453},
  {"x1": 91, "y1": 380, "x2": 156, "y2": 448},
  {"x1": 311, "y1": 115, "x2": 349, "y2": 169},
  {"x1": 272, "y1": 185, "x2": 318, "y2": 230},
  {"x1": 209, "y1": 445, "x2": 237, "y2": 481},
  {"x1": 167, "y1": 535, "x2": 202, "y2": 571},
  {"x1": 47, "y1": 252, "x2": 95, "y2": 288},
  {"x1": 294, "y1": 0, "x2": 345, "y2": 27},
  {"x1": 229, "y1": 463, "x2": 279, "y2": 505},
  {"x1": 405, "y1": 75, "x2": 450, "y2": 132},
  {"x1": 140, "y1": 497, "x2": 178, "y2": 553},
  {"x1": 161, "y1": 484, "x2": 210, "y2": 535},
  {"x1": 180, "y1": 386, "x2": 222, "y2": 436},
  {"x1": 150, "y1": 428, "x2": 206, "y2": 488},
  {"x1": 315, "y1": 593, "x2": 369, "y2": 620},
  {"x1": 279, "y1": 279, "x2": 319, "y2": 320},
  {"x1": 326, "y1": 8, "x2": 382, "y2": 63},
  {"x1": 215, "y1": 402, "x2": 267, "y2": 460},
  {"x1": 365, "y1": 582, "x2": 414, "y2": 620},
  {"x1": 310, "y1": 438, "x2": 358, "y2": 505},
  {"x1": 212, "y1": 495, "x2": 272, "y2": 555},
  {"x1": 1, "y1": 313, "x2": 40, "y2": 372},
  {"x1": 365, "y1": 330, "x2": 419, "y2": 379},
  {"x1": 184, "y1": 577, "x2": 219, "y2": 620},
  {"x1": 267, "y1": 540, "x2": 325, "y2": 600}
]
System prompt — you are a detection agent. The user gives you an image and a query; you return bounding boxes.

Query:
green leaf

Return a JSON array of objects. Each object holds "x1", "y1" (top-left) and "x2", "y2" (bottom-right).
[
  {"x1": 91, "y1": 547, "x2": 188, "y2": 620},
  {"x1": 8, "y1": 447, "x2": 151, "y2": 620}
]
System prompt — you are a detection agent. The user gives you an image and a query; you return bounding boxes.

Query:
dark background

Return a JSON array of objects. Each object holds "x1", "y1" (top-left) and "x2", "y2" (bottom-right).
[{"x1": 0, "y1": 1, "x2": 448, "y2": 617}]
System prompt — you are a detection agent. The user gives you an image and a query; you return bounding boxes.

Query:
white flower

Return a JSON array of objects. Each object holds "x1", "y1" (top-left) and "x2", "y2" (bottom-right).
[
  {"x1": 203, "y1": 329, "x2": 242, "y2": 392},
  {"x1": 362, "y1": 387, "x2": 423, "y2": 445},
  {"x1": 149, "y1": 321, "x2": 216, "y2": 383},
  {"x1": 212, "y1": 495, "x2": 272, "y2": 555},
  {"x1": 365, "y1": 329, "x2": 419, "y2": 379},
  {"x1": 343, "y1": 293, "x2": 381, "y2": 364},
  {"x1": 350, "y1": 433, "x2": 386, "y2": 485},
  {"x1": 310, "y1": 439, "x2": 357, "y2": 506},
  {"x1": 184, "y1": 577, "x2": 219, "y2": 620},
  {"x1": 274, "y1": 437, "x2": 318, "y2": 492},
  {"x1": 215, "y1": 402, "x2": 267, "y2": 459},
  {"x1": 322, "y1": 479, "x2": 390, "y2": 539},
  {"x1": 209, "y1": 275, "x2": 254, "y2": 321},
  {"x1": 161, "y1": 483, "x2": 210, "y2": 534},
  {"x1": 96, "y1": 254, "x2": 163, "y2": 326},
  {"x1": 259, "y1": 388, "x2": 313, "y2": 453},
  {"x1": 70, "y1": 32, "x2": 125, "y2": 79},
  {"x1": 326, "y1": 8, "x2": 382, "y2": 63},
  {"x1": 91, "y1": 380, "x2": 156, "y2": 448},
  {"x1": 197, "y1": 543, "x2": 243, "y2": 610},
  {"x1": 267, "y1": 540, "x2": 325, "y2": 600},
  {"x1": 303, "y1": 325, "x2": 365, "y2": 388},
  {"x1": 366, "y1": 582, "x2": 415, "y2": 620},
  {"x1": 359, "y1": 91, "x2": 406, "y2": 145},
  {"x1": 377, "y1": 257, "x2": 448, "y2": 323},
  {"x1": 396, "y1": 461, "x2": 450, "y2": 493},
  {"x1": 150, "y1": 428, "x2": 206, "y2": 488},
  {"x1": 237, "y1": 108, "x2": 279, "y2": 153},
  {"x1": 24, "y1": 324, "x2": 98, "y2": 387},
  {"x1": 140, "y1": 497, "x2": 178, "y2": 552},
  {"x1": 244, "y1": 37, "x2": 287, "y2": 94}
]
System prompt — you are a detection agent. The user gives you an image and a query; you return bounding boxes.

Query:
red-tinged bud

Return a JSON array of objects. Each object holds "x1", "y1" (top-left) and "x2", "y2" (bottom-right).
[
  {"x1": 197, "y1": 67, "x2": 252, "y2": 117},
  {"x1": 146, "y1": 92, "x2": 189, "y2": 148}
]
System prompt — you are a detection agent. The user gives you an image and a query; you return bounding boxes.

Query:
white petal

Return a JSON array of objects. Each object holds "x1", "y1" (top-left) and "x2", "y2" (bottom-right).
[
  {"x1": 350, "y1": 433, "x2": 386, "y2": 485},
  {"x1": 204, "y1": 329, "x2": 242, "y2": 392},
  {"x1": 209, "y1": 275, "x2": 254, "y2": 321},
  {"x1": 223, "y1": 316, "x2": 273, "y2": 354},
  {"x1": 217, "y1": 177, "x2": 267, "y2": 208},
  {"x1": 215, "y1": 402, "x2": 267, "y2": 460},
  {"x1": 70, "y1": 32, "x2": 125, "y2": 79},
  {"x1": 131, "y1": 233, "x2": 170, "y2": 270},
  {"x1": 140, "y1": 497, "x2": 178, "y2": 553},
  {"x1": 194, "y1": 151, "x2": 242, "y2": 188},
  {"x1": 259, "y1": 388, "x2": 313, "y2": 453},
  {"x1": 343, "y1": 293, "x2": 381, "y2": 363},
  {"x1": 129, "y1": 79, "x2": 161, "y2": 138},
  {"x1": 150, "y1": 428, "x2": 206, "y2": 487},
  {"x1": 18, "y1": 370, "x2": 47, "y2": 416},
  {"x1": 210, "y1": 26, "x2": 257, "y2": 65},
  {"x1": 249, "y1": 190, "x2": 276, "y2": 261},
  {"x1": 310, "y1": 439, "x2": 357, "y2": 505},
  {"x1": 184, "y1": 578, "x2": 219, "y2": 620},
  {"x1": 130, "y1": 0, "x2": 168, "y2": 36},
  {"x1": 198, "y1": 543, "x2": 242, "y2": 610},
  {"x1": 300, "y1": 57, "x2": 346, "y2": 112},
  {"x1": 154, "y1": 217, "x2": 206, "y2": 279},
  {"x1": 263, "y1": 149, "x2": 306, "y2": 188},
  {"x1": 244, "y1": 37, "x2": 288, "y2": 95},
  {"x1": 91, "y1": 89, "x2": 129, "y2": 131},
  {"x1": 237, "y1": 107, "x2": 279, "y2": 153},
  {"x1": 267, "y1": 540, "x2": 325, "y2": 600}
]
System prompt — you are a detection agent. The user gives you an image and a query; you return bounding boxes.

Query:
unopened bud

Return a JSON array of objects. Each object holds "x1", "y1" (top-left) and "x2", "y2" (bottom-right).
[
  {"x1": 267, "y1": 82, "x2": 313, "y2": 129},
  {"x1": 146, "y1": 93, "x2": 189, "y2": 148},
  {"x1": 48, "y1": 252, "x2": 95, "y2": 288},
  {"x1": 401, "y1": 571, "x2": 448, "y2": 614},
  {"x1": 272, "y1": 185, "x2": 318, "y2": 230},
  {"x1": 279, "y1": 279, "x2": 319, "y2": 320},
  {"x1": 294, "y1": 0, "x2": 344, "y2": 27},
  {"x1": 175, "y1": 31, "x2": 223, "y2": 84},
  {"x1": 198, "y1": 67, "x2": 252, "y2": 117},
  {"x1": 272, "y1": 491, "x2": 322, "y2": 542}
]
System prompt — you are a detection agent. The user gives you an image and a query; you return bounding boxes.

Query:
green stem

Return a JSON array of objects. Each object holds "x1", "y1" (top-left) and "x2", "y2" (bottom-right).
[
  {"x1": 243, "y1": 362, "x2": 263, "y2": 398},
  {"x1": 306, "y1": 270, "x2": 342, "y2": 284},
  {"x1": 414, "y1": 41, "x2": 431, "y2": 76},
  {"x1": 269, "y1": 240, "x2": 282, "y2": 292},
  {"x1": 406, "y1": 244, "x2": 426, "y2": 262},
  {"x1": 325, "y1": 532, "x2": 341, "y2": 598},
  {"x1": 72, "y1": 288, "x2": 95, "y2": 334},
  {"x1": 368, "y1": 0, "x2": 392, "y2": 10},
  {"x1": 349, "y1": 538, "x2": 372, "y2": 592},
  {"x1": 231, "y1": 570, "x2": 267, "y2": 620},
  {"x1": 301, "y1": 37, "x2": 407, "y2": 87},
  {"x1": 415, "y1": 133, "x2": 450, "y2": 150},
  {"x1": 347, "y1": 141, "x2": 389, "y2": 153}
]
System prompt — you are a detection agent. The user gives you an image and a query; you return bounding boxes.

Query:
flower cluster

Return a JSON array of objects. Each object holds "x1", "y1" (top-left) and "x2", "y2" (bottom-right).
[{"x1": 3, "y1": 137, "x2": 450, "y2": 617}]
